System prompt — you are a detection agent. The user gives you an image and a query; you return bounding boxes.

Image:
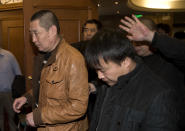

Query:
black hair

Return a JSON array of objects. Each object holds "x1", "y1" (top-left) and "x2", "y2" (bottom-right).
[
  {"x1": 174, "y1": 31, "x2": 185, "y2": 40},
  {"x1": 82, "y1": 19, "x2": 102, "y2": 32},
  {"x1": 85, "y1": 28, "x2": 136, "y2": 69},
  {"x1": 31, "y1": 10, "x2": 60, "y2": 34},
  {"x1": 157, "y1": 23, "x2": 171, "y2": 34}
]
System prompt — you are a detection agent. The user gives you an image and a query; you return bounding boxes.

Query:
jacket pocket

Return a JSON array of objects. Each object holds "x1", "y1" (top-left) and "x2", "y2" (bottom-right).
[
  {"x1": 46, "y1": 76, "x2": 66, "y2": 100},
  {"x1": 122, "y1": 107, "x2": 145, "y2": 131},
  {"x1": 44, "y1": 63, "x2": 67, "y2": 100},
  {"x1": 110, "y1": 106, "x2": 145, "y2": 131},
  {"x1": 45, "y1": 64, "x2": 64, "y2": 85}
]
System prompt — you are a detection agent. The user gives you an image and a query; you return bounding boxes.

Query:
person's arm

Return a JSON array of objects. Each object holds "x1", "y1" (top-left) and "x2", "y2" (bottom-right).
[
  {"x1": 119, "y1": 14, "x2": 155, "y2": 42},
  {"x1": 152, "y1": 33, "x2": 185, "y2": 70},
  {"x1": 10, "y1": 53, "x2": 22, "y2": 75},
  {"x1": 119, "y1": 14, "x2": 185, "y2": 70},
  {"x1": 33, "y1": 54, "x2": 89, "y2": 126},
  {"x1": 141, "y1": 89, "x2": 183, "y2": 131}
]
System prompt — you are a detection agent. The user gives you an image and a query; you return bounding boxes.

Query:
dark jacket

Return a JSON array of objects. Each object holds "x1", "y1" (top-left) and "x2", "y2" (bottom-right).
[
  {"x1": 90, "y1": 62, "x2": 184, "y2": 131},
  {"x1": 152, "y1": 33, "x2": 185, "y2": 73},
  {"x1": 142, "y1": 54, "x2": 185, "y2": 96}
]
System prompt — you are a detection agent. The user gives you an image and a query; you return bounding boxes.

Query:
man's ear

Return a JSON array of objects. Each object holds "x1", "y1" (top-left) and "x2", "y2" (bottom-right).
[
  {"x1": 49, "y1": 25, "x2": 57, "y2": 37},
  {"x1": 121, "y1": 57, "x2": 130, "y2": 68}
]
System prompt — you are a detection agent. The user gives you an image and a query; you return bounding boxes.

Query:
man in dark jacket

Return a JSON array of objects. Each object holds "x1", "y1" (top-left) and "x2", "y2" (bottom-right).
[
  {"x1": 85, "y1": 29, "x2": 184, "y2": 131},
  {"x1": 119, "y1": 14, "x2": 185, "y2": 73},
  {"x1": 133, "y1": 17, "x2": 185, "y2": 98}
]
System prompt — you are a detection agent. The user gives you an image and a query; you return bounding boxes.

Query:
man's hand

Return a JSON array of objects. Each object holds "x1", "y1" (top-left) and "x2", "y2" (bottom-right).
[
  {"x1": 26, "y1": 112, "x2": 36, "y2": 127},
  {"x1": 119, "y1": 14, "x2": 155, "y2": 42},
  {"x1": 13, "y1": 96, "x2": 27, "y2": 113},
  {"x1": 89, "y1": 83, "x2": 96, "y2": 94}
]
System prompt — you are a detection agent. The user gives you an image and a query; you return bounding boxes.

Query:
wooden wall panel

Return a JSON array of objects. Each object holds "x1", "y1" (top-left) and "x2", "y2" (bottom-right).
[
  {"x1": 1, "y1": 20, "x2": 24, "y2": 73},
  {"x1": 0, "y1": 6, "x2": 24, "y2": 74},
  {"x1": 32, "y1": 0, "x2": 94, "y2": 9},
  {"x1": 59, "y1": 19, "x2": 81, "y2": 43}
]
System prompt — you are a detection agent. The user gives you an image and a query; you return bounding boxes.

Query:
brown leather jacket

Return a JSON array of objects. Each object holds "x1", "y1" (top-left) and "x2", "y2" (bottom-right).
[{"x1": 25, "y1": 38, "x2": 89, "y2": 131}]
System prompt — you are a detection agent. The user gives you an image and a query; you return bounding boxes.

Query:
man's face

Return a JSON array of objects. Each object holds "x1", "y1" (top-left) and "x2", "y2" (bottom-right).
[
  {"x1": 83, "y1": 23, "x2": 98, "y2": 41},
  {"x1": 133, "y1": 42, "x2": 150, "y2": 57},
  {"x1": 134, "y1": 45, "x2": 150, "y2": 56},
  {"x1": 29, "y1": 20, "x2": 52, "y2": 52},
  {"x1": 96, "y1": 58, "x2": 128, "y2": 86}
]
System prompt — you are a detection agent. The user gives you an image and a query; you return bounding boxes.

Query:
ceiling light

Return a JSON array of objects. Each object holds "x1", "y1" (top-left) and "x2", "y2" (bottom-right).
[
  {"x1": 114, "y1": 1, "x2": 119, "y2": 5},
  {"x1": 145, "y1": 0, "x2": 170, "y2": 9},
  {"x1": 127, "y1": 0, "x2": 185, "y2": 12}
]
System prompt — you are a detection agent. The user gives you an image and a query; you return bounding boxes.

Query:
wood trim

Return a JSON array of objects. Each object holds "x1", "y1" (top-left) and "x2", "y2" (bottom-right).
[
  {"x1": 0, "y1": 3, "x2": 23, "y2": 11},
  {"x1": 32, "y1": 0, "x2": 90, "y2": 7},
  {"x1": 33, "y1": 4, "x2": 89, "y2": 10}
]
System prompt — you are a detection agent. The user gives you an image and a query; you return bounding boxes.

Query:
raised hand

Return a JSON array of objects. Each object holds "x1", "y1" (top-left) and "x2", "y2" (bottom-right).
[{"x1": 119, "y1": 14, "x2": 155, "y2": 42}]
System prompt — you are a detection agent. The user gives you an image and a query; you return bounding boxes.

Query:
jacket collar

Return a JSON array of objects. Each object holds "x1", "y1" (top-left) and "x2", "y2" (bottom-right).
[
  {"x1": 44, "y1": 36, "x2": 63, "y2": 66},
  {"x1": 115, "y1": 57, "x2": 143, "y2": 88}
]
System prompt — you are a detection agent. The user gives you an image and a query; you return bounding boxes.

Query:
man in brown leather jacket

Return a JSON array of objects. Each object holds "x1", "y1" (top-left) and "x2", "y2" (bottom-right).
[{"x1": 13, "y1": 10, "x2": 89, "y2": 131}]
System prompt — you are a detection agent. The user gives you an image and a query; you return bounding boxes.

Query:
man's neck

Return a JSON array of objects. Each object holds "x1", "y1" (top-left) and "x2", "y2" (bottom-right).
[{"x1": 48, "y1": 36, "x2": 61, "y2": 52}]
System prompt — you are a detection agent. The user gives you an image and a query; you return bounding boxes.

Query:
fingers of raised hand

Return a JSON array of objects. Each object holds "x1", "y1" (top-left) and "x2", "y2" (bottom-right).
[
  {"x1": 120, "y1": 19, "x2": 132, "y2": 28},
  {"x1": 124, "y1": 16, "x2": 136, "y2": 25},
  {"x1": 132, "y1": 14, "x2": 140, "y2": 23},
  {"x1": 119, "y1": 24, "x2": 130, "y2": 33}
]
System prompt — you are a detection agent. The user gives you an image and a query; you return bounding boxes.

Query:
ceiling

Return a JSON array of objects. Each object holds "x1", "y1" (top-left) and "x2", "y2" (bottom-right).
[
  {"x1": 97, "y1": 0, "x2": 185, "y2": 16},
  {"x1": 97, "y1": 0, "x2": 135, "y2": 16},
  {"x1": 96, "y1": 0, "x2": 185, "y2": 24}
]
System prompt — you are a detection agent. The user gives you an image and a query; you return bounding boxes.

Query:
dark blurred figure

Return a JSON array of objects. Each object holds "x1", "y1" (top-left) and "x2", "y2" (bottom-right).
[
  {"x1": 157, "y1": 23, "x2": 171, "y2": 36},
  {"x1": 119, "y1": 14, "x2": 185, "y2": 73},
  {"x1": 174, "y1": 31, "x2": 185, "y2": 41},
  {"x1": 134, "y1": 17, "x2": 185, "y2": 99}
]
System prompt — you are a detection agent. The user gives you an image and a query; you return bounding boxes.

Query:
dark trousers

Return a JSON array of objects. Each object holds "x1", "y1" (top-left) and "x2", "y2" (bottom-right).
[{"x1": 0, "y1": 92, "x2": 17, "y2": 131}]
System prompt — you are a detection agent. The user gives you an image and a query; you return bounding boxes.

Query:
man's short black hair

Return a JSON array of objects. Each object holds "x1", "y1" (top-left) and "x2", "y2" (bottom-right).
[
  {"x1": 31, "y1": 10, "x2": 60, "y2": 34},
  {"x1": 157, "y1": 23, "x2": 171, "y2": 34},
  {"x1": 85, "y1": 28, "x2": 136, "y2": 69},
  {"x1": 82, "y1": 19, "x2": 102, "y2": 32},
  {"x1": 174, "y1": 31, "x2": 185, "y2": 40}
]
